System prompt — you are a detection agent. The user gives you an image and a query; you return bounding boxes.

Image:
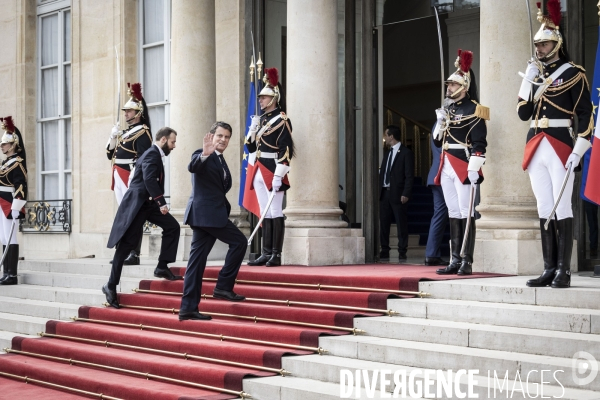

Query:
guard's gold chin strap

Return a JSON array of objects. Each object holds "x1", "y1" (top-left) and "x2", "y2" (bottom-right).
[
  {"x1": 447, "y1": 85, "x2": 466, "y2": 100},
  {"x1": 263, "y1": 95, "x2": 277, "y2": 110}
]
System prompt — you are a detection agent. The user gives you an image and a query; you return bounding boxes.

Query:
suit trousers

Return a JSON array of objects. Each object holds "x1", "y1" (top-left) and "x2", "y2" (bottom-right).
[
  {"x1": 425, "y1": 185, "x2": 448, "y2": 258},
  {"x1": 380, "y1": 189, "x2": 408, "y2": 255},
  {"x1": 108, "y1": 201, "x2": 180, "y2": 290},
  {"x1": 180, "y1": 220, "x2": 246, "y2": 313}
]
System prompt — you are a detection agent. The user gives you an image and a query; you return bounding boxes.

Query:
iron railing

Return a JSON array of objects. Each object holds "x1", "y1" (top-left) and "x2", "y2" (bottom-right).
[{"x1": 20, "y1": 199, "x2": 72, "y2": 233}]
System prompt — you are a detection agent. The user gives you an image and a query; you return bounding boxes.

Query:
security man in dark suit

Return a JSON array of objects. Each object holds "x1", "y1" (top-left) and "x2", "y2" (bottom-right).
[
  {"x1": 379, "y1": 124, "x2": 414, "y2": 262},
  {"x1": 179, "y1": 121, "x2": 247, "y2": 321},
  {"x1": 424, "y1": 133, "x2": 449, "y2": 266},
  {"x1": 102, "y1": 127, "x2": 182, "y2": 309}
]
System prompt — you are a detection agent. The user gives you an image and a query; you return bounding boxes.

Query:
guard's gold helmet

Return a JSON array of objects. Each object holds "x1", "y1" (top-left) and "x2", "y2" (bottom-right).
[
  {"x1": 445, "y1": 49, "x2": 473, "y2": 99},
  {"x1": 533, "y1": 0, "x2": 563, "y2": 61},
  {"x1": 258, "y1": 68, "x2": 280, "y2": 109}
]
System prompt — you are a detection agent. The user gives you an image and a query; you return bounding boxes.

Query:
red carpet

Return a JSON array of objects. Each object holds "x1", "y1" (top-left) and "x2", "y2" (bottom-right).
[{"x1": 0, "y1": 264, "x2": 505, "y2": 399}]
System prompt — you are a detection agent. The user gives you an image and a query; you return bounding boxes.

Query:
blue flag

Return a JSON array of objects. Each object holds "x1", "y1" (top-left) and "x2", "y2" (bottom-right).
[
  {"x1": 580, "y1": 26, "x2": 600, "y2": 204},
  {"x1": 239, "y1": 81, "x2": 259, "y2": 207}
]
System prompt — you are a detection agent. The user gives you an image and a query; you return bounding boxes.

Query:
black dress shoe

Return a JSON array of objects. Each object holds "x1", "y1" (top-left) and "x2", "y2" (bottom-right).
[
  {"x1": 379, "y1": 251, "x2": 390, "y2": 261},
  {"x1": 179, "y1": 311, "x2": 212, "y2": 321},
  {"x1": 424, "y1": 257, "x2": 449, "y2": 266},
  {"x1": 123, "y1": 252, "x2": 140, "y2": 265},
  {"x1": 213, "y1": 288, "x2": 246, "y2": 302},
  {"x1": 102, "y1": 283, "x2": 120, "y2": 309},
  {"x1": 154, "y1": 267, "x2": 183, "y2": 281},
  {"x1": 398, "y1": 253, "x2": 407, "y2": 261}
]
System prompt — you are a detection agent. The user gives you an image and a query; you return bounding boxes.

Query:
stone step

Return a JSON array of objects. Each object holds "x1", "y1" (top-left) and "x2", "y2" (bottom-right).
[
  {"x1": 388, "y1": 297, "x2": 600, "y2": 334},
  {"x1": 0, "y1": 331, "x2": 37, "y2": 353},
  {"x1": 19, "y1": 259, "x2": 158, "y2": 279},
  {"x1": 243, "y1": 375, "x2": 392, "y2": 400},
  {"x1": 0, "y1": 296, "x2": 79, "y2": 321},
  {"x1": 319, "y1": 335, "x2": 600, "y2": 391},
  {"x1": 0, "y1": 312, "x2": 50, "y2": 337},
  {"x1": 280, "y1": 353, "x2": 598, "y2": 400},
  {"x1": 0, "y1": 284, "x2": 113, "y2": 306},
  {"x1": 354, "y1": 315, "x2": 600, "y2": 359},
  {"x1": 419, "y1": 274, "x2": 600, "y2": 309},
  {"x1": 18, "y1": 270, "x2": 143, "y2": 292}
]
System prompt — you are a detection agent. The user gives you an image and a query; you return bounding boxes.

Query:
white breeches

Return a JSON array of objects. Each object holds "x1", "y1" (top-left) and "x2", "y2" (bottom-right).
[
  {"x1": 253, "y1": 169, "x2": 284, "y2": 218},
  {"x1": 527, "y1": 137, "x2": 574, "y2": 220},
  {"x1": 440, "y1": 156, "x2": 473, "y2": 219},
  {"x1": 0, "y1": 213, "x2": 18, "y2": 245},
  {"x1": 113, "y1": 169, "x2": 128, "y2": 205}
]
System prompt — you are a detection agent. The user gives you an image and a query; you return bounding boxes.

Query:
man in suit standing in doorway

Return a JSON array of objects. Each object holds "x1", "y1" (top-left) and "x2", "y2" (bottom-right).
[
  {"x1": 179, "y1": 121, "x2": 247, "y2": 321},
  {"x1": 379, "y1": 125, "x2": 414, "y2": 262}
]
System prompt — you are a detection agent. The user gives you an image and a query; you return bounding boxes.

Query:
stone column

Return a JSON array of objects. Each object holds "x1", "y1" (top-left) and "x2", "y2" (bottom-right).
[
  {"x1": 475, "y1": 0, "x2": 576, "y2": 274},
  {"x1": 285, "y1": 0, "x2": 364, "y2": 265},
  {"x1": 168, "y1": 0, "x2": 216, "y2": 260}
]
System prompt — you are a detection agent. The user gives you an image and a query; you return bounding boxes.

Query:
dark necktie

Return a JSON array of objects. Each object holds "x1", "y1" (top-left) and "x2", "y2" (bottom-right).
[
  {"x1": 384, "y1": 151, "x2": 393, "y2": 186},
  {"x1": 218, "y1": 154, "x2": 231, "y2": 190}
]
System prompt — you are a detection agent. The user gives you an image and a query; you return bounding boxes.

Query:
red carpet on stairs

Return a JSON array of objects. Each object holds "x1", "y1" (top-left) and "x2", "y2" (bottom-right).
[{"x1": 0, "y1": 264, "x2": 506, "y2": 399}]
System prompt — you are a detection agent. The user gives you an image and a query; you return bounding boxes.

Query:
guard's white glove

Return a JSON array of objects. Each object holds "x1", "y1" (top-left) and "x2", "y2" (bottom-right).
[
  {"x1": 435, "y1": 108, "x2": 447, "y2": 123},
  {"x1": 11, "y1": 210, "x2": 19, "y2": 219},
  {"x1": 565, "y1": 153, "x2": 581, "y2": 172},
  {"x1": 468, "y1": 170, "x2": 479, "y2": 184},
  {"x1": 249, "y1": 115, "x2": 261, "y2": 143},
  {"x1": 272, "y1": 175, "x2": 282, "y2": 192},
  {"x1": 110, "y1": 125, "x2": 119, "y2": 139},
  {"x1": 524, "y1": 62, "x2": 540, "y2": 81}
]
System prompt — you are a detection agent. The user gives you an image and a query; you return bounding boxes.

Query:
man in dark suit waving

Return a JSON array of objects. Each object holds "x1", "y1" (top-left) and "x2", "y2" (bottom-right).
[
  {"x1": 102, "y1": 127, "x2": 182, "y2": 308},
  {"x1": 379, "y1": 125, "x2": 414, "y2": 262},
  {"x1": 179, "y1": 121, "x2": 247, "y2": 321}
]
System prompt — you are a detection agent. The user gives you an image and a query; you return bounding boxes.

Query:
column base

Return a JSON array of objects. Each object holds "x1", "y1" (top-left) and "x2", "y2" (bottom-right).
[
  {"x1": 474, "y1": 228, "x2": 578, "y2": 275},
  {"x1": 282, "y1": 228, "x2": 365, "y2": 266}
]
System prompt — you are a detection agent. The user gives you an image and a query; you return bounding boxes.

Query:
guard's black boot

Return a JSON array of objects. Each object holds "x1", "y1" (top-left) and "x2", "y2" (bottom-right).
[
  {"x1": 552, "y1": 218, "x2": 573, "y2": 289},
  {"x1": 437, "y1": 218, "x2": 463, "y2": 275},
  {"x1": 0, "y1": 245, "x2": 7, "y2": 283},
  {"x1": 267, "y1": 217, "x2": 285, "y2": 267},
  {"x1": 248, "y1": 219, "x2": 273, "y2": 266},
  {"x1": 458, "y1": 218, "x2": 476, "y2": 275},
  {"x1": 0, "y1": 244, "x2": 19, "y2": 285},
  {"x1": 527, "y1": 219, "x2": 557, "y2": 287}
]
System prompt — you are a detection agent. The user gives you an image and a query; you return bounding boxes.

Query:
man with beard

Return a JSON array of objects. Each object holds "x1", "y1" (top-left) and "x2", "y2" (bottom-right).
[
  {"x1": 102, "y1": 127, "x2": 182, "y2": 309},
  {"x1": 433, "y1": 49, "x2": 489, "y2": 276},
  {"x1": 106, "y1": 83, "x2": 153, "y2": 265},
  {"x1": 517, "y1": 0, "x2": 593, "y2": 289}
]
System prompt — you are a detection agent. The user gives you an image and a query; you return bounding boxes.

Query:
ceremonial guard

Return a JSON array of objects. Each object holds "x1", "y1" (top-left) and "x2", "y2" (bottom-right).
[
  {"x1": 433, "y1": 50, "x2": 489, "y2": 276},
  {"x1": 245, "y1": 68, "x2": 294, "y2": 267},
  {"x1": 106, "y1": 83, "x2": 152, "y2": 265},
  {"x1": 0, "y1": 117, "x2": 27, "y2": 285},
  {"x1": 517, "y1": 0, "x2": 593, "y2": 289}
]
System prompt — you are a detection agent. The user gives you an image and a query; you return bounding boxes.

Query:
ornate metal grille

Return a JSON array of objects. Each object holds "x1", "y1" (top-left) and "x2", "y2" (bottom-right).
[{"x1": 20, "y1": 199, "x2": 72, "y2": 233}]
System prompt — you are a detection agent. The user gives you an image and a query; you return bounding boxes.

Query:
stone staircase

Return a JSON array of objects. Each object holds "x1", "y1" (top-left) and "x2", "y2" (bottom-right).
[
  {"x1": 0, "y1": 260, "x2": 599, "y2": 399},
  {"x1": 245, "y1": 275, "x2": 600, "y2": 399}
]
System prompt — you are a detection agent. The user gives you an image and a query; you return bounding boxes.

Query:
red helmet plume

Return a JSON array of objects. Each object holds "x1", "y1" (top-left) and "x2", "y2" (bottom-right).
[
  {"x1": 264, "y1": 68, "x2": 279, "y2": 87},
  {"x1": 128, "y1": 83, "x2": 143, "y2": 102},
  {"x1": 1, "y1": 116, "x2": 15, "y2": 133},
  {"x1": 459, "y1": 50, "x2": 473, "y2": 74},
  {"x1": 546, "y1": 0, "x2": 561, "y2": 27}
]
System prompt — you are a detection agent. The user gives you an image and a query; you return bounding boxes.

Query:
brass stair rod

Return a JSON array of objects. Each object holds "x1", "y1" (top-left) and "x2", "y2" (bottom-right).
[
  {"x1": 202, "y1": 277, "x2": 430, "y2": 297},
  {"x1": 3, "y1": 349, "x2": 252, "y2": 399},
  {"x1": 39, "y1": 332, "x2": 290, "y2": 376},
  {"x1": 71, "y1": 317, "x2": 327, "y2": 354},
  {"x1": 133, "y1": 288, "x2": 400, "y2": 316},
  {"x1": 109, "y1": 303, "x2": 366, "y2": 335},
  {"x1": 0, "y1": 370, "x2": 123, "y2": 400}
]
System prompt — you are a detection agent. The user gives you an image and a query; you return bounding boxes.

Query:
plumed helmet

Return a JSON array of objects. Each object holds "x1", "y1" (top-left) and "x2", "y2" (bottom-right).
[
  {"x1": 533, "y1": 0, "x2": 563, "y2": 60},
  {"x1": 259, "y1": 68, "x2": 281, "y2": 109},
  {"x1": 121, "y1": 82, "x2": 151, "y2": 131},
  {"x1": 445, "y1": 49, "x2": 473, "y2": 98}
]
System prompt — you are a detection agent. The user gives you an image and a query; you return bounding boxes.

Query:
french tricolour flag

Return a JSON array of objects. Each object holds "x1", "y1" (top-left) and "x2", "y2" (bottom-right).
[
  {"x1": 582, "y1": 26, "x2": 600, "y2": 205},
  {"x1": 239, "y1": 79, "x2": 261, "y2": 217}
]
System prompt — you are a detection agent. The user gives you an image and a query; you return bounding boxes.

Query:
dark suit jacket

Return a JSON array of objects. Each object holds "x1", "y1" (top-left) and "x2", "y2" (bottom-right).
[
  {"x1": 378, "y1": 144, "x2": 414, "y2": 203},
  {"x1": 107, "y1": 145, "x2": 167, "y2": 248},
  {"x1": 427, "y1": 129, "x2": 442, "y2": 187},
  {"x1": 184, "y1": 149, "x2": 232, "y2": 228}
]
